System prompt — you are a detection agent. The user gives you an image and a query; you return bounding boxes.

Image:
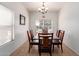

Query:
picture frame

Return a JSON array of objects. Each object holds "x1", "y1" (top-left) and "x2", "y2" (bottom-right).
[{"x1": 20, "y1": 14, "x2": 25, "y2": 25}]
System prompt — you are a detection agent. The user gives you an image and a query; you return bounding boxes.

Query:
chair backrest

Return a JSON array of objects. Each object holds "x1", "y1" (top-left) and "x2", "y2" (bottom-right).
[
  {"x1": 29, "y1": 30, "x2": 34, "y2": 41},
  {"x1": 59, "y1": 30, "x2": 65, "y2": 42},
  {"x1": 56, "y1": 30, "x2": 61, "y2": 37},
  {"x1": 38, "y1": 33, "x2": 53, "y2": 48},
  {"x1": 27, "y1": 31, "x2": 32, "y2": 43}
]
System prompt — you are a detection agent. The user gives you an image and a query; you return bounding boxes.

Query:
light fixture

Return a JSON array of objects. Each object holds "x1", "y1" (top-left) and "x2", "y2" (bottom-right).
[{"x1": 38, "y1": 2, "x2": 48, "y2": 14}]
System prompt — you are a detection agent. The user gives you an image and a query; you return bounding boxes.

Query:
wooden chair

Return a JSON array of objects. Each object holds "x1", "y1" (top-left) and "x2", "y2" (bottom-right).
[
  {"x1": 29, "y1": 30, "x2": 34, "y2": 41},
  {"x1": 52, "y1": 30, "x2": 65, "y2": 52},
  {"x1": 38, "y1": 33, "x2": 53, "y2": 56},
  {"x1": 56, "y1": 30, "x2": 61, "y2": 37},
  {"x1": 27, "y1": 31, "x2": 39, "y2": 53}
]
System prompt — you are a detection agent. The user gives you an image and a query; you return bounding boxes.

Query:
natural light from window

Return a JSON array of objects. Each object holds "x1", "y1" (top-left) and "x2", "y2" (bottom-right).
[{"x1": 0, "y1": 4, "x2": 14, "y2": 46}]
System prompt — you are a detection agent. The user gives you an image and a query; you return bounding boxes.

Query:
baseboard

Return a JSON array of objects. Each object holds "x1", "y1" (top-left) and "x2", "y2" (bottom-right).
[
  {"x1": 64, "y1": 43, "x2": 79, "y2": 56},
  {"x1": 10, "y1": 40, "x2": 28, "y2": 56}
]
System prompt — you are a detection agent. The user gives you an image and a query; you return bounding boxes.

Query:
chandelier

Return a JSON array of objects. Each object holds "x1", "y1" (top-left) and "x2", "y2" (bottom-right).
[{"x1": 38, "y1": 2, "x2": 48, "y2": 14}]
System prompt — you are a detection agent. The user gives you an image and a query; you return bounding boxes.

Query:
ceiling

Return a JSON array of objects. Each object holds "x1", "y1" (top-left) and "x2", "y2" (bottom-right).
[{"x1": 23, "y1": 2, "x2": 66, "y2": 12}]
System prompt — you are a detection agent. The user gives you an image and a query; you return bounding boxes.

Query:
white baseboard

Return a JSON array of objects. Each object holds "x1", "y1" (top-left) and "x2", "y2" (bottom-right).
[
  {"x1": 10, "y1": 40, "x2": 28, "y2": 55},
  {"x1": 64, "y1": 43, "x2": 79, "y2": 55}
]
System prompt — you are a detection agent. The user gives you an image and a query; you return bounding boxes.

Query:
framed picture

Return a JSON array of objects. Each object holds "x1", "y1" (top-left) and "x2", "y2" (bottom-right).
[{"x1": 20, "y1": 14, "x2": 25, "y2": 25}]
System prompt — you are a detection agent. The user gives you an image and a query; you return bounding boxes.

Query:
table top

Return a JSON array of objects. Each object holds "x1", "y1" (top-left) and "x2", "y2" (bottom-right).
[{"x1": 34, "y1": 34, "x2": 60, "y2": 39}]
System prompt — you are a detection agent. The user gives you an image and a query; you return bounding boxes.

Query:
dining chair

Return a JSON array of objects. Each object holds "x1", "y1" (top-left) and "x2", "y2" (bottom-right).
[
  {"x1": 55, "y1": 30, "x2": 61, "y2": 48},
  {"x1": 27, "y1": 31, "x2": 39, "y2": 53},
  {"x1": 29, "y1": 30, "x2": 34, "y2": 41},
  {"x1": 56, "y1": 30, "x2": 61, "y2": 37},
  {"x1": 52, "y1": 30, "x2": 65, "y2": 52},
  {"x1": 38, "y1": 33, "x2": 53, "y2": 56}
]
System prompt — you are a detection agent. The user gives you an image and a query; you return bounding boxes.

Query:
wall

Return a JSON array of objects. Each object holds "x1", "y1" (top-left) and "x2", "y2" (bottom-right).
[
  {"x1": 59, "y1": 2, "x2": 79, "y2": 55},
  {"x1": 29, "y1": 11, "x2": 59, "y2": 35},
  {"x1": 0, "y1": 2, "x2": 29, "y2": 56}
]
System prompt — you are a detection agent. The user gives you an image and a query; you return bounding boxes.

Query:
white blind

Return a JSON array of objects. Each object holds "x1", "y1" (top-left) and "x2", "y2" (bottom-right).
[{"x1": 0, "y1": 4, "x2": 14, "y2": 46}]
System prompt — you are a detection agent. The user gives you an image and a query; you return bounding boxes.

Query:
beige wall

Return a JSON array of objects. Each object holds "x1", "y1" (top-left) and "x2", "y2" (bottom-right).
[
  {"x1": 59, "y1": 2, "x2": 79, "y2": 55},
  {"x1": 0, "y1": 2, "x2": 29, "y2": 55}
]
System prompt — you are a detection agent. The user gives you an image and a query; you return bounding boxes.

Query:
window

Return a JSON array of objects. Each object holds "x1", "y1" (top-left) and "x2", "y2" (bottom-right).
[
  {"x1": 0, "y1": 4, "x2": 14, "y2": 46},
  {"x1": 37, "y1": 19, "x2": 51, "y2": 29}
]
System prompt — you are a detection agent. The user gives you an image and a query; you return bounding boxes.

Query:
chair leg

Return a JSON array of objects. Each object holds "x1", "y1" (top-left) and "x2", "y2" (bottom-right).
[
  {"x1": 61, "y1": 44, "x2": 63, "y2": 52},
  {"x1": 53, "y1": 44, "x2": 54, "y2": 52},
  {"x1": 38, "y1": 48, "x2": 41, "y2": 56},
  {"x1": 50, "y1": 51, "x2": 52, "y2": 56},
  {"x1": 50, "y1": 48, "x2": 52, "y2": 56},
  {"x1": 39, "y1": 51, "x2": 41, "y2": 56},
  {"x1": 28, "y1": 44, "x2": 30, "y2": 53},
  {"x1": 28, "y1": 44, "x2": 32, "y2": 53}
]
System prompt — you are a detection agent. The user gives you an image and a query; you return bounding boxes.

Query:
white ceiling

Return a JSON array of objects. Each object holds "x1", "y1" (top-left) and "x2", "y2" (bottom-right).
[{"x1": 23, "y1": 2, "x2": 66, "y2": 12}]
